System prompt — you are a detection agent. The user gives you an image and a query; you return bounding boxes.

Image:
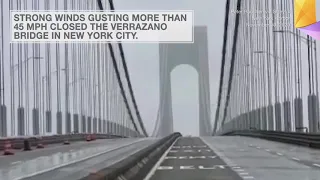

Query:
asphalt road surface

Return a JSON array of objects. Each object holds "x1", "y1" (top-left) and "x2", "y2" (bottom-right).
[
  {"x1": 146, "y1": 137, "x2": 242, "y2": 180},
  {"x1": 202, "y1": 136, "x2": 320, "y2": 180},
  {"x1": 0, "y1": 138, "x2": 138, "y2": 166},
  {"x1": 20, "y1": 138, "x2": 158, "y2": 180},
  {"x1": 0, "y1": 138, "x2": 150, "y2": 180}
]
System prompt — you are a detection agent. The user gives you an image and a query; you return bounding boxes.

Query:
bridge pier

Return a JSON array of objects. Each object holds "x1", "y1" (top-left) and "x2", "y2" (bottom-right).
[
  {"x1": 308, "y1": 94, "x2": 319, "y2": 133},
  {"x1": 294, "y1": 98, "x2": 304, "y2": 132},
  {"x1": 274, "y1": 102, "x2": 282, "y2": 131},
  {"x1": 267, "y1": 105, "x2": 274, "y2": 131}
]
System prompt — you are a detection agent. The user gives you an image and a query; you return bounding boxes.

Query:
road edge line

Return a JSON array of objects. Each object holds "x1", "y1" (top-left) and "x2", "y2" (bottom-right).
[{"x1": 143, "y1": 137, "x2": 180, "y2": 180}]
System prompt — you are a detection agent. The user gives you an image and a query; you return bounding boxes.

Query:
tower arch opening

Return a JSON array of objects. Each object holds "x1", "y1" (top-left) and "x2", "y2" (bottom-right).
[{"x1": 171, "y1": 64, "x2": 199, "y2": 136}]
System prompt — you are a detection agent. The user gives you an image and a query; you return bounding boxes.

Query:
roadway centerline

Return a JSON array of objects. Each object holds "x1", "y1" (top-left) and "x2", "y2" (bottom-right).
[{"x1": 145, "y1": 137, "x2": 243, "y2": 180}]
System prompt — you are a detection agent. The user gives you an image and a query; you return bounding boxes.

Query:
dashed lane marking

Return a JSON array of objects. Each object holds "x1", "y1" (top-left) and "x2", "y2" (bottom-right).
[
  {"x1": 313, "y1": 163, "x2": 320, "y2": 168},
  {"x1": 169, "y1": 150, "x2": 178, "y2": 153},
  {"x1": 243, "y1": 176, "x2": 255, "y2": 179},
  {"x1": 292, "y1": 157, "x2": 300, "y2": 161},
  {"x1": 164, "y1": 156, "x2": 217, "y2": 159},
  {"x1": 239, "y1": 172, "x2": 249, "y2": 175},
  {"x1": 156, "y1": 165, "x2": 230, "y2": 170},
  {"x1": 235, "y1": 169, "x2": 245, "y2": 172},
  {"x1": 157, "y1": 166, "x2": 174, "y2": 170},
  {"x1": 276, "y1": 152, "x2": 283, "y2": 156}
]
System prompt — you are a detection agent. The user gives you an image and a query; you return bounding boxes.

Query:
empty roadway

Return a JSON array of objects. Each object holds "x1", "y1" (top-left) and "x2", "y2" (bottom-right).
[
  {"x1": 0, "y1": 138, "x2": 153, "y2": 180},
  {"x1": 202, "y1": 136, "x2": 320, "y2": 180},
  {"x1": 20, "y1": 138, "x2": 158, "y2": 180}
]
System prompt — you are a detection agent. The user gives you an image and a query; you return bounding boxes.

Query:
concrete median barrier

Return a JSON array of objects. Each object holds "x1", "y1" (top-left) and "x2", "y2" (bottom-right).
[{"x1": 80, "y1": 132, "x2": 182, "y2": 180}]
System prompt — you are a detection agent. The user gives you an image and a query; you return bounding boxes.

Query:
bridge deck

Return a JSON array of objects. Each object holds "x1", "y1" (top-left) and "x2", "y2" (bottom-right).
[
  {"x1": 0, "y1": 138, "x2": 147, "y2": 180},
  {"x1": 202, "y1": 136, "x2": 320, "y2": 180},
  {"x1": 146, "y1": 137, "x2": 242, "y2": 180}
]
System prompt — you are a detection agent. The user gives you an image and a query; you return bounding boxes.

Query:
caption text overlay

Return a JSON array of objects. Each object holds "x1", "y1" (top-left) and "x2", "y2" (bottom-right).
[{"x1": 11, "y1": 11, "x2": 194, "y2": 43}]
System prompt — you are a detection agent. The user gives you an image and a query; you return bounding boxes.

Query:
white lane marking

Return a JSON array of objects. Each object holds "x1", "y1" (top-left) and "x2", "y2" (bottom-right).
[
  {"x1": 198, "y1": 165, "x2": 226, "y2": 169},
  {"x1": 183, "y1": 150, "x2": 194, "y2": 153},
  {"x1": 243, "y1": 176, "x2": 255, "y2": 179},
  {"x1": 265, "y1": 149, "x2": 270, "y2": 152},
  {"x1": 180, "y1": 165, "x2": 195, "y2": 170},
  {"x1": 144, "y1": 137, "x2": 179, "y2": 180},
  {"x1": 11, "y1": 161, "x2": 22, "y2": 165},
  {"x1": 157, "y1": 166, "x2": 173, "y2": 170},
  {"x1": 14, "y1": 139, "x2": 146, "y2": 180},
  {"x1": 169, "y1": 150, "x2": 178, "y2": 153},
  {"x1": 235, "y1": 169, "x2": 245, "y2": 172},
  {"x1": 239, "y1": 172, "x2": 249, "y2": 175},
  {"x1": 165, "y1": 156, "x2": 177, "y2": 159},
  {"x1": 169, "y1": 155, "x2": 217, "y2": 159},
  {"x1": 313, "y1": 163, "x2": 320, "y2": 168},
  {"x1": 189, "y1": 156, "x2": 206, "y2": 159},
  {"x1": 292, "y1": 157, "x2": 300, "y2": 161},
  {"x1": 232, "y1": 166, "x2": 241, "y2": 169},
  {"x1": 198, "y1": 149, "x2": 211, "y2": 152},
  {"x1": 276, "y1": 152, "x2": 283, "y2": 156},
  {"x1": 256, "y1": 146, "x2": 261, "y2": 149},
  {"x1": 193, "y1": 145, "x2": 207, "y2": 148}
]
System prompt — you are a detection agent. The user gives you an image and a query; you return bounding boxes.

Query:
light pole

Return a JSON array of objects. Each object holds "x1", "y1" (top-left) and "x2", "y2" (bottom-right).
[
  {"x1": 68, "y1": 76, "x2": 86, "y2": 133},
  {"x1": 253, "y1": 51, "x2": 283, "y2": 131},
  {"x1": 252, "y1": 52, "x2": 269, "y2": 130}
]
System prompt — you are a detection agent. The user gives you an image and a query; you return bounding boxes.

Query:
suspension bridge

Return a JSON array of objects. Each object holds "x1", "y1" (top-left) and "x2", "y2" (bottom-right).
[{"x1": 0, "y1": 0, "x2": 320, "y2": 180}]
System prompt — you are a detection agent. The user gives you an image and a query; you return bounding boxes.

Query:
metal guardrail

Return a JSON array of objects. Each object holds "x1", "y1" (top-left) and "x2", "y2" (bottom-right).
[
  {"x1": 81, "y1": 132, "x2": 182, "y2": 180},
  {"x1": 223, "y1": 130, "x2": 320, "y2": 148},
  {"x1": 0, "y1": 133, "x2": 125, "y2": 151}
]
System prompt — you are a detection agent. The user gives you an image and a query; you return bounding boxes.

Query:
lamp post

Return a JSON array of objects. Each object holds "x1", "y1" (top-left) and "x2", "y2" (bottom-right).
[
  {"x1": 68, "y1": 76, "x2": 85, "y2": 133},
  {"x1": 253, "y1": 51, "x2": 283, "y2": 131}
]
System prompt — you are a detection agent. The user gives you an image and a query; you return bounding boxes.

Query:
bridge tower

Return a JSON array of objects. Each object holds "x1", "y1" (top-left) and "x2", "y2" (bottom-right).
[{"x1": 158, "y1": 26, "x2": 211, "y2": 137}]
